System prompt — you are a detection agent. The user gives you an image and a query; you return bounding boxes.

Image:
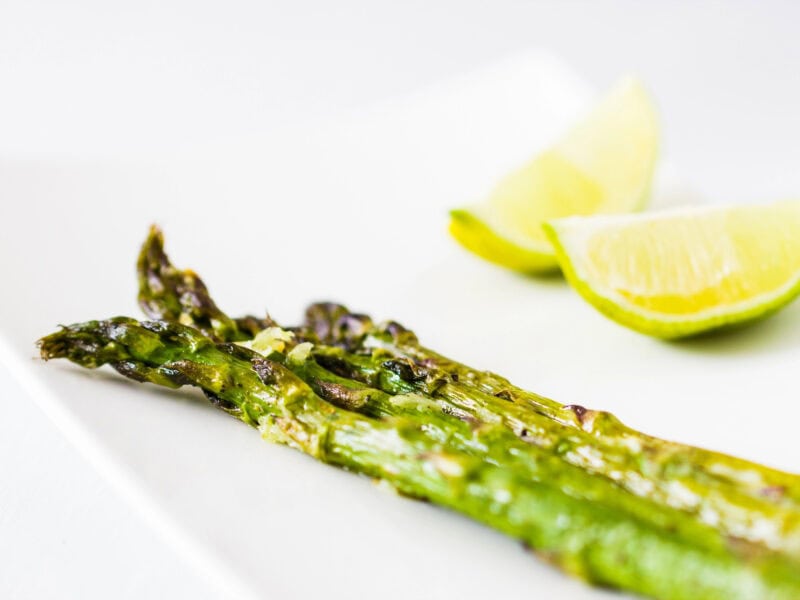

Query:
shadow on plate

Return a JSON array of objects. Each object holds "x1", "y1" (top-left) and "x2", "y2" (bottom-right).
[{"x1": 665, "y1": 301, "x2": 800, "y2": 357}]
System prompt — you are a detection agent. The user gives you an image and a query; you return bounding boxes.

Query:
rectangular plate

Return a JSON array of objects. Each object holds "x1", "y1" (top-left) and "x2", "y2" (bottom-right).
[{"x1": 1, "y1": 51, "x2": 798, "y2": 599}]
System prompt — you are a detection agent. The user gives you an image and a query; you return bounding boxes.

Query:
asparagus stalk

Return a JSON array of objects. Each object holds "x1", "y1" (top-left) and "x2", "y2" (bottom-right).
[
  {"x1": 38, "y1": 318, "x2": 800, "y2": 599},
  {"x1": 136, "y1": 228, "x2": 800, "y2": 552}
]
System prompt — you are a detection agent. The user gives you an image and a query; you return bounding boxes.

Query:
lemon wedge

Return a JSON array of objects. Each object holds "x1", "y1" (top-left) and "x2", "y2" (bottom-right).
[
  {"x1": 450, "y1": 77, "x2": 659, "y2": 273},
  {"x1": 544, "y1": 201, "x2": 800, "y2": 338}
]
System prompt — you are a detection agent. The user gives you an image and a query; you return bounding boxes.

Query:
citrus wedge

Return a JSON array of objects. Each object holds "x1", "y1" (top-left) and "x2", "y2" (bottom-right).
[
  {"x1": 450, "y1": 77, "x2": 659, "y2": 273},
  {"x1": 543, "y1": 201, "x2": 800, "y2": 338}
]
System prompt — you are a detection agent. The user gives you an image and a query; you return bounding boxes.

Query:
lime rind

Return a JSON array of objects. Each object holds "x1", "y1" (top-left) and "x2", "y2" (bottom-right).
[
  {"x1": 449, "y1": 208, "x2": 559, "y2": 273},
  {"x1": 543, "y1": 217, "x2": 800, "y2": 339}
]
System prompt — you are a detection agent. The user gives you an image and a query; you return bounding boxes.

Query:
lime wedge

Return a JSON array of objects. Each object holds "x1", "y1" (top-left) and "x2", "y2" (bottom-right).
[
  {"x1": 543, "y1": 201, "x2": 800, "y2": 338},
  {"x1": 450, "y1": 77, "x2": 659, "y2": 273}
]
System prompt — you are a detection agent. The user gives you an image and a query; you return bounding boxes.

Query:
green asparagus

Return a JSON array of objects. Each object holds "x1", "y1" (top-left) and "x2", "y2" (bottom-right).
[
  {"x1": 33, "y1": 226, "x2": 800, "y2": 599},
  {"x1": 39, "y1": 317, "x2": 800, "y2": 599}
]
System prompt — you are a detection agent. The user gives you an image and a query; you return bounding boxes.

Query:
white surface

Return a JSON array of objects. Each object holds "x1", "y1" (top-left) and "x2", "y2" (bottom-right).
[
  {"x1": 3, "y1": 1, "x2": 800, "y2": 202},
  {"x1": 2, "y1": 3, "x2": 800, "y2": 599},
  {"x1": 0, "y1": 368, "x2": 224, "y2": 600},
  {"x1": 2, "y1": 49, "x2": 800, "y2": 600}
]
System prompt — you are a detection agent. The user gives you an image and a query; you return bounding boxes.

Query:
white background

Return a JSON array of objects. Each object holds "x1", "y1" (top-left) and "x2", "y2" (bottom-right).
[{"x1": 2, "y1": 2, "x2": 800, "y2": 598}]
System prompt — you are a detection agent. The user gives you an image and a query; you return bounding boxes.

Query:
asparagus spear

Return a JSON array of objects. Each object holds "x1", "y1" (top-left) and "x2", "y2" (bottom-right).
[
  {"x1": 38, "y1": 318, "x2": 800, "y2": 599},
  {"x1": 136, "y1": 228, "x2": 800, "y2": 552},
  {"x1": 137, "y1": 225, "x2": 273, "y2": 341}
]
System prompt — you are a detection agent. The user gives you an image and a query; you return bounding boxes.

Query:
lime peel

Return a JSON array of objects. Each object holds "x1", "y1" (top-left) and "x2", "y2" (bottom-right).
[{"x1": 449, "y1": 208, "x2": 558, "y2": 273}]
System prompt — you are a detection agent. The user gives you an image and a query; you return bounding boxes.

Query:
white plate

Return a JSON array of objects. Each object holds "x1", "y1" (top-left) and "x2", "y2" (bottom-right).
[{"x1": 1, "y1": 52, "x2": 798, "y2": 600}]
